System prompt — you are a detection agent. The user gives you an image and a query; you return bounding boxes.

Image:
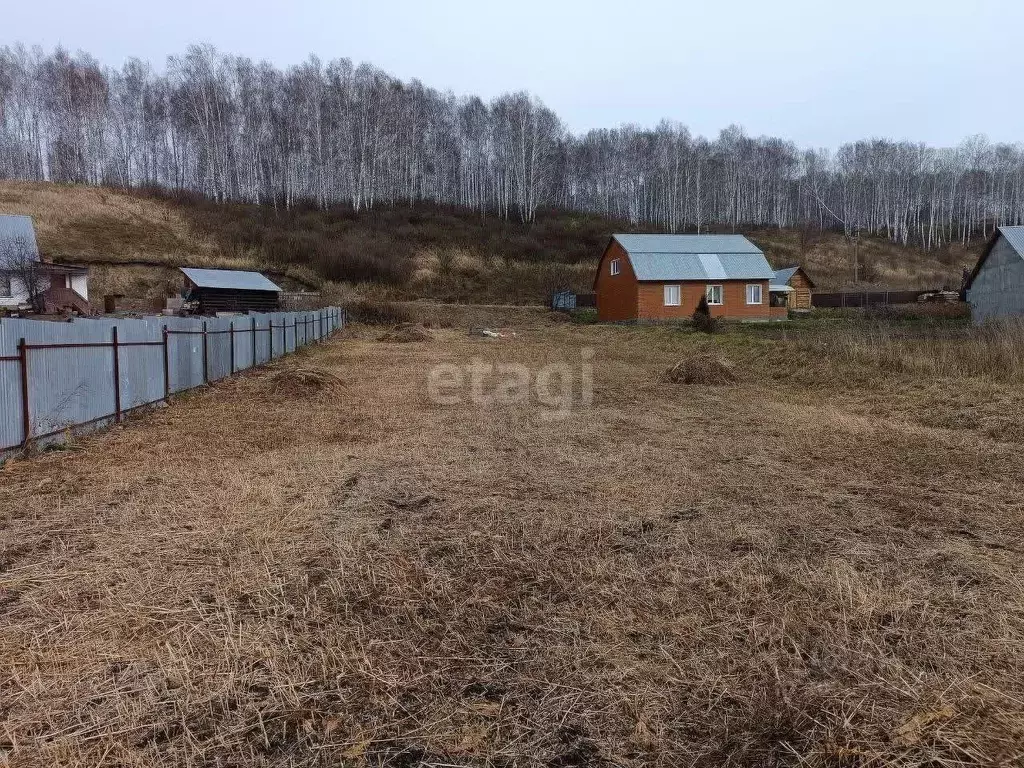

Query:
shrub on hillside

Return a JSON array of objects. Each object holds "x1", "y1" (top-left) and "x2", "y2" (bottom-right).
[
  {"x1": 570, "y1": 308, "x2": 599, "y2": 324},
  {"x1": 692, "y1": 295, "x2": 718, "y2": 333},
  {"x1": 344, "y1": 298, "x2": 412, "y2": 325}
]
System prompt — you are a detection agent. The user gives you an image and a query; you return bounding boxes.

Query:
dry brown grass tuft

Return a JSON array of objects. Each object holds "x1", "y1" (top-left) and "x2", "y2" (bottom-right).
[
  {"x1": 665, "y1": 352, "x2": 739, "y2": 385},
  {"x1": 377, "y1": 323, "x2": 435, "y2": 343},
  {"x1": 2, "y1": 312, "x2": 1023, "y2": 766},
  {"x1": 263, "y1": 365, "x2": 346, "y2": 398}
]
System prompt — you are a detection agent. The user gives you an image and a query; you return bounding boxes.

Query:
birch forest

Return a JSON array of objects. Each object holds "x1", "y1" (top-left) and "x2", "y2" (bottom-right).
[{"x1": 0, "y1": 44, "x2": 1018, "y2": 248}]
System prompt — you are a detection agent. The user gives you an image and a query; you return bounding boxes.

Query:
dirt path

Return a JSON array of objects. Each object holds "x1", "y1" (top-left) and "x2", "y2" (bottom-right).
[{"x1": 1, "y1": 324, "x2": 1023, "y2": 766}]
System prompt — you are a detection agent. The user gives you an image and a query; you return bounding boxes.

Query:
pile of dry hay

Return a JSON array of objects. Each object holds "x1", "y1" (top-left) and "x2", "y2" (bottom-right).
[
  {"x1": 378, "y1": 322, "x2": 434, "y2": 342},
  {"x1": 665, "y1": 352, "x2": 739, "y2": 385},
  {"x1": 264, "y1": 366, "x2": 345, "y2": 397}
]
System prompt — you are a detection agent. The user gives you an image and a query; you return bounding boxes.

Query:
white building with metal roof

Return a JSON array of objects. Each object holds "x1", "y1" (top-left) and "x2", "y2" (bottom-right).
[{"x1": 0, "y1": 214, "x2": 91, "y2": 313}]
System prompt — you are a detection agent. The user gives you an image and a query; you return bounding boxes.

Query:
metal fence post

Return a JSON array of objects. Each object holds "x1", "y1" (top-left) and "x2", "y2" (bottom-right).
[
  {"x1": 163, "y1": 325, "x2": 170, "y2": 399},
  {"x1": 112, "y1": 325, "x2": 122, "y2": 422},
  {"x1": 17, "y1": 337, "x2": 29, "y2": 446},
  {"x1": 229, "y1": 320, "x2": 236, "y2": 375},
  {"x1": 269, "y1": 320, "x2": 274, "y2": 359},
  {"x1": 251, "y1": 316, "x2": 257, "y2": 366},
  {"x1": 202, "y1": 321, "x2": 209, "y2": 384}
]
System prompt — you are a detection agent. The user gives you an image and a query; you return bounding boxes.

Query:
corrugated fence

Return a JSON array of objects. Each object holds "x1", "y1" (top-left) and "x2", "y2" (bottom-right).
[{"x1": 0, "y1": 307, "x2": 343, "y2": 451}]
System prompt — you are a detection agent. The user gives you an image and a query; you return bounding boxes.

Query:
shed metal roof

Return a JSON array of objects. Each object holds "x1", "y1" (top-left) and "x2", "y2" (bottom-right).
[
  {"x1": 0, "y1": 214, "x2": 40, "y2": 260},
  {"x1": 181, "y1": 267, "x2": 282, "y2": 292},
  {"x1": 773, "y1": 266, "x2": 799, "y2": 285},
  {"x1": 998, "y1": 225, "x2": 1024, "y2": 257},
  {"x1": 611, "y1": 234, "x2": 772, "y2": 281}
]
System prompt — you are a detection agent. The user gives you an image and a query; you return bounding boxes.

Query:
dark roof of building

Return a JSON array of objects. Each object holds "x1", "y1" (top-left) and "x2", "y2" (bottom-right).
[
  {"x1": 0, "y1": 214, "x2": 40, "y2": 260},
  {"x1": 609, "y1": 234, "x2": 773, "y2": 281},
  {"x1": 181, "y1": 267, "x2": 282, "y2": 292}
]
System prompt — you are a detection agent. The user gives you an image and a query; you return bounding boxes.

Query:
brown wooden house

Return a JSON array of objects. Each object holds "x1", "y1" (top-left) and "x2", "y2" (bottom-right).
[
  {"x1": 595, "y1": 234, "x2": 785, "y2": 322},
  {"x1": 771, "y1": 266, "x2": 814, "y2": 310}
]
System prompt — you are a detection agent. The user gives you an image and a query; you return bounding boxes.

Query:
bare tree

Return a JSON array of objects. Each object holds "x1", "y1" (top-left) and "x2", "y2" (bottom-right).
[
  {"x1": 3, "y1": 42, "x2": 1024, "y2": 250},
  {"x1": 0, "y1": 235, "x2": 48, "y2": 312}
]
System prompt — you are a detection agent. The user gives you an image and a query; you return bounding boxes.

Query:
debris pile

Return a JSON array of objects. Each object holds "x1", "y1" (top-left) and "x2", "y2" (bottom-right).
[
  {"x1": 266, "y1": 366, "x2": 345, "y2": 397},
  {"x1": 378, "y1": 323, "x2": 435, "y2": 342},
  {"x1": 469, "y1": 327, "x2": 514, "y2": 338},
  {"x1": 665, "y1": 353, "x2": 739, "y2": 385}
]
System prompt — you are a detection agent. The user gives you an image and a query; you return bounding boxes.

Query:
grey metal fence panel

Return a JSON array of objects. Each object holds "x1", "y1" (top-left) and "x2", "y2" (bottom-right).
[
  {"x1": 123, "y1": 322, "x2": 165, "y2": 411},
  {"x1": 267, "y1": 312, "x2": 281, "y2": 359},
  {"x1": 205, "y1": 317, "x2": 232, "y2": 381},
  {"x1": 278, "y1": 312, "x2": 290, "y2": 354},
  {"x1": 0, "y1": 322, "x2": 26, "y2": 449},
  {"x1": 253, "y1": 313, "x2": 271, "y2": 365},
  {"x1": 0, "y1": 308, "x2": 342, "y2": 451},
  {"x1": 232, "y1": 317, "x2": 256, "y2": 371},
  {"x1": 31, "y1": 345, "x2": 114, "y2": 436},
  {"x1": 286, "y1": 313, "x2": 297, "y2": 353},
  {"x1": 9, "y1": 319, "x2": 116, "y2": 440},
  {"x1": 166, "y1": 316, "x2": 205, "y2": 394},
  {"x1": 101, "y1": 317, "x2": 166, "y2": 412}
]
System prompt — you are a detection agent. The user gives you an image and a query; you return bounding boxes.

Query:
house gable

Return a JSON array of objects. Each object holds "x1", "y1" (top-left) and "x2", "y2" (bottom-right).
[
  {"x1": 595, "y1": 239, "x2": 639, "y2": 321},
  {"x1": 967, "y1": 232, "x2": 1024, "y2": 322}
]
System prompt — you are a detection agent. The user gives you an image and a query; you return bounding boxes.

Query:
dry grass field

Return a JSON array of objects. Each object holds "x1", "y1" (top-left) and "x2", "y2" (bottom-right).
[{"x1": 2, "y1": 309, "x2": 1024, "y2": 766}]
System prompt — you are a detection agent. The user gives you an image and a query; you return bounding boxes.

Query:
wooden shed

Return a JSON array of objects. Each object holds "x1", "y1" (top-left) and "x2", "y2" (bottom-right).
[
  {"x1": 771, "y1": 266, "x2": 814, "y2": 310},
  {"x1": 181, "y1": 268, "x2": 282, "y2": 315}
]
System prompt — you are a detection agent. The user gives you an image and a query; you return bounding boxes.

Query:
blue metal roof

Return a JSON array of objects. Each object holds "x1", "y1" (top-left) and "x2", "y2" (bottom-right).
[
  {"x1": 0, "y1": 215, "x2": 40, "y2": 260},
  {"x1": 614, "y1": 234, "x2": 763, "y2": 255},
  {"x1": 773, "y1": 266, "x2": 799, "y2": 285},
  {"x1": 181, "y1": 267, "x2": 282, "y2": 292},
  {"x1": 613, "y1": 235, "x2": 772, "y2": 281}
]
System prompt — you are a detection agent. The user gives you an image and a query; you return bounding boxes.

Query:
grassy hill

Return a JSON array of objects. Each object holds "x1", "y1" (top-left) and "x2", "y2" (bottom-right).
[{"x1": 0, "y1": 180, "x2": 974, "y2": 306}]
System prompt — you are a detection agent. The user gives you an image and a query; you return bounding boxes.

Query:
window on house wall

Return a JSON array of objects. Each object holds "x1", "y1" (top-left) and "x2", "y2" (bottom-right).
[
  {"x1": 0, "y1": 272, "x2": 11, "y2": 298},
  {"x1": 664, "y1": 285, "x2": 681, "y2": 306},
  {"x1": 746, "y1": 284, "x2": 763, "y2": 304},
  {"x1": 706, "y1": 285, "x2": 723, "y2": 305},
  {"x1": 610, "y1": 258, "x2": 621, "y2": 276}
]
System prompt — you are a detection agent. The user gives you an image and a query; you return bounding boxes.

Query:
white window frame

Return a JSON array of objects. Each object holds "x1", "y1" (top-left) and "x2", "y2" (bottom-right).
[
  {"x1": 664, "y1": 284, "x2": 681, "y2": 306},
  {"x1": 746, "y1": 283, "x2": 763, "y2": 305},
  {"x1": 609, "y1": 258, "x2": 621, "y2": 276},
  {"x1": 706, "y1": 284, "x2": 723, "y2": 305}
]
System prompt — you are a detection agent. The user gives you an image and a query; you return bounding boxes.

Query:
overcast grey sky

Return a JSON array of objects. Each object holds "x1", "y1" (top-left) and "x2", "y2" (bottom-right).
[{"x1": 5, "y1": 0, "x2": 1020, "y2": 147}]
